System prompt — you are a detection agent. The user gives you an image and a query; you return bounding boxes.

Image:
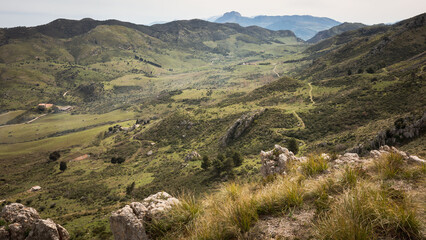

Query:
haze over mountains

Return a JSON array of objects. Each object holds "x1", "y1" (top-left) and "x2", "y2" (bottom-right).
[{"x1": 212, "y1": 11, "x2": 341, "y2": 40}]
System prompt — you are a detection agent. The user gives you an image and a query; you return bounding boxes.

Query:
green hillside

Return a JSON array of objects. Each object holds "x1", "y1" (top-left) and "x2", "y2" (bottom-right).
[{"x1": 0, "y1": 13, "x2": 425, "y2": 239}]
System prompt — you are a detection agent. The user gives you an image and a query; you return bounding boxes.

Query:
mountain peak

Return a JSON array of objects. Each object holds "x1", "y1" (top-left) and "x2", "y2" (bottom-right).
[{"x1": 223, "y1": 11, "x2": 242, "y2": 18}]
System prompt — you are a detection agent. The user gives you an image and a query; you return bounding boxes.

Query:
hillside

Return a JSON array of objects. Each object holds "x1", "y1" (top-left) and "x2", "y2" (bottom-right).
[
  {"x1": 0, "y1": 13, "x2": 425, "y2": 240},
  {"x1": 306, "y1": 22, "x2": 367, "y2": 43},
  {"x1": 214, "y1": 11, "x2": 341, "y2": 40}
]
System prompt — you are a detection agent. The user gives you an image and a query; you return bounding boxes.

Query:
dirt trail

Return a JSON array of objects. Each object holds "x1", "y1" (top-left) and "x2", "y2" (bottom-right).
[
  {"x1": 0, "y1": 114, "x2": 47, "y2": 128},
  {"x1": 292, "y1": 111, "x2": 305, "y2": 129},
  {"x1": 308, "y1": 83, "x2": 315, "y2": 104},
  {"x1": 273, "y1": 65, "x2": 280, "y2": 78},
  {"x1": 63, "y1": 91, "x2": 68, "y2": 97}
]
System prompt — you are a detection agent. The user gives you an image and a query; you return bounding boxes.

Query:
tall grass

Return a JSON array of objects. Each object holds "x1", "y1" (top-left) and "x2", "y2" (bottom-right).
[
  {"x1": 374, "y1": 152, "x2": 404, "y2": 179},
  {"x1": 301, "y1": 154, "x2": 328, "y2": 177},
  {"x1": 315, "y1": 181, "x2": 421, "y2": 240}
]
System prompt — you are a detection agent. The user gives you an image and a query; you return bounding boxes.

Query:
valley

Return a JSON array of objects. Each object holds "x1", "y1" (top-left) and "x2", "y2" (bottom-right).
[{"x1": 0, "y1": 13, "x2": 425, "y2": 240}]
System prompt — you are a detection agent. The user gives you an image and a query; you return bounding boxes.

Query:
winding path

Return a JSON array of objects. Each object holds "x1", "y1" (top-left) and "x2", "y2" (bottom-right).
[
  {"x1": 0, "y1": 114, "x2": 47, "y2": 128},
  {"x1": 308, "y1": 83, "x2": 315, "y2": 104},
  {"x1": 292, "y1": 111, "x2": 305, "y2": 129},
  {"x1": 273, "y1": 64, "x2": 280, "y2": 78}
]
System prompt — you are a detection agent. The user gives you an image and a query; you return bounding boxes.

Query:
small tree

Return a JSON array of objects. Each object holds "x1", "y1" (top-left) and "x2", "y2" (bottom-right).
[
  {"x1": 126, "y1": 182, "x2": 135, "y2": 195},
  {"x1": 49, "y1": 151, "x2": 61, "y2": 161},
  {"x1": 347, "y1": 69, "x2": 352, "y2": 75},
  {"x1": 366, "y1": 67, "x2": 375, "y2": 74},
  {"x1": 357, "y1": 68, "x2": 363, "y2": 74},
  {"x1": 213, "y1": 154, "x2": 225, "y2": 175},
  {"x1": 59, "y1": 161, "x2": 67, "y2": 172},
  {"x1": 201, "y1": 155, "x2": 211, "y2": 170},
  {"x1": 287, "y1": 138, "x2": 299, "y2": 155},
  {"x1": 232, "y1": 151, "x2": 243, "y2": 167},
  {"x1": 116, "y1": 157, "x2": 125, "y2": 164}
]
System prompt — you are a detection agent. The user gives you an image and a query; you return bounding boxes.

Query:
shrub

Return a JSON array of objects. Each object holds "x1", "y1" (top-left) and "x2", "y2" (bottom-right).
[
  {"x1": 49, "y1": 151, "x2": 61, "y2": 161},
  {"x1": 232, "y1": 151, "x2": 243, "y2": 167},
  {"x1": 366, "y1": 67, "x2": 375, "y2": 74},
  {"x1": 111, "y1": 157, "x2": 125, "y2": 164},
  {"x1": 347, "y1": 69, "x2": 352, "y2": 75},
  {"x1": 301, "y1": 155, "x2": 328, "y2": 177},
  {"x1": 358, "y1": 68, "x2": 364, "y2": 74},
  {"x1": 126, "y1": 182, "x2": 135, "y2": 195},
  {"x1": 316, "y1": 182, "x2": 421, "y2": 240},
  {"x1": 201, "y1": 155, "x2": 211, "y2": 170},
  {"x1": 59, "y1": 161, "x2": 67, "y2": 172},
  {"x1": 287, "y1": 138, "x2": 299, "y2": 154}
]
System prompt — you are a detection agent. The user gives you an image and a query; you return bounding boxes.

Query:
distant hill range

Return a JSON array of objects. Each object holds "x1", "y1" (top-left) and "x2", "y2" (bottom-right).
[
  {"x1": 213, "y1": 11, "x2": 341, "y2": 40},
  {"x1": 307, "y1": 22, "x2": 367, "y2": 43}
]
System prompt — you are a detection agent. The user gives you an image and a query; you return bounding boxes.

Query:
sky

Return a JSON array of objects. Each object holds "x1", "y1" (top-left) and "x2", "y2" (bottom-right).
[{"x1": 0, "y1": 0, "x2": 425, "y2": 28}]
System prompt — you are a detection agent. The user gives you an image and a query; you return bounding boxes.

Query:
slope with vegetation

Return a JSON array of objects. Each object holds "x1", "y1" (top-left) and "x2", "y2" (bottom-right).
[{"x1": 0, "y1": 13, "x2": 425, "y2": 239}]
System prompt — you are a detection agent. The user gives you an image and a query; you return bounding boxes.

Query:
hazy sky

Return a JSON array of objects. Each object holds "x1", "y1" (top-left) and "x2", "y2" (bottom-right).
[{"x1": 1, "y1": 0, "x2": 425, "y2": 28}]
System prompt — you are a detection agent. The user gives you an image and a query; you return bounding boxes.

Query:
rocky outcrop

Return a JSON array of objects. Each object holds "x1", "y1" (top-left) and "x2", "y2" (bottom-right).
[
  {"x1": 110, "y1": 205, "x2": 147, "y2": 240},
  {"x1": 184, "y1": 151, "x2": 201, "y2": 161},
  {"x1": 370, "y1": 145, "x2": 425, "y2": 163},
  {"x1": 334, "y1": 153, "x2": 361, "y2": 165},
  {"x1": 110, "y1": 192, "x2": 180, "y2": 240},
  {"x1": 260, "y1": 145, "x2": 301, "y2": 177},
  {"x1": 0, "y1": 203, "x2": 69, "y2": 240},
  {"x1": 221, "y1": 109, "x2": 265, "y2": 147},
  {"x1": 350, "y1": 112, "x2": 426, "y2": 155}
]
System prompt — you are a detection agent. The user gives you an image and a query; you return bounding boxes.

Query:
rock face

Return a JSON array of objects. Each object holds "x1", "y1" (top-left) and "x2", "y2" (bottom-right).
[
  {"x1": 184, "y1": 151, "x2": 201, "y2": 161},
  {"x1": 0, "y1": 203, "x2": 69, "y2": 240},
  {"x1": 110, "y1": 192, "x2": 180, "y2": 240},
  {"x1": 260, "y1": 145, "x2": 300, "y2": 177},
  {"x1": 221, "y1": 109, "x2": 265, "y2": 147},
  {"x1": 110, "y1": 205, "x2": 147, "y2": 240}
]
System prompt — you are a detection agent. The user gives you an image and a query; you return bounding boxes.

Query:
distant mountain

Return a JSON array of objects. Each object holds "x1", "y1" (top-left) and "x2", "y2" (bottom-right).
[
  {"x1": 307, "y1": 22, "x2": 367, "y2": 43},
  {"x1": 213, "y1": 11, "x2": 341, "y2": 40}
]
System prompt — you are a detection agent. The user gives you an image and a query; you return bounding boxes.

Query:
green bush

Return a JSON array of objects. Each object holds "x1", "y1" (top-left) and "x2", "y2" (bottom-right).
[{"x1": 301, "y1": 155, "x2": 328, "y2": 177}]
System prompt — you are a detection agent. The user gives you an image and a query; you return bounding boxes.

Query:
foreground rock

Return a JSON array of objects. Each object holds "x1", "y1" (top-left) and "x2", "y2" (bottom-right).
[
  {"x1": 370, "y1": 145, "x2": 425, "y2": 163},
  {"x1": 110, "y1": 192, "x2": 180, "y2": 240},
  {"x1": 0, "y1": 203, "x2": 69, "y2": 240},
  {"x1": 184, "y1": 151, "x2": 201, "y2": 161},
  {"x1": 260, "y1": 145, "x2": 302, "y2": 177}
]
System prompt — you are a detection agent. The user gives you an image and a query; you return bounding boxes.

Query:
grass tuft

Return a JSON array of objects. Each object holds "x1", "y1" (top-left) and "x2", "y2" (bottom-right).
[
  {"x1": 374, "y1": 152, "x2": 404, "y2": 179},
  {"x1": 301, "y1": 154, "x2": 328, "y2": 177},
  {"x1": 315, "y1": 181, "x2": 422, "y2": 240}
]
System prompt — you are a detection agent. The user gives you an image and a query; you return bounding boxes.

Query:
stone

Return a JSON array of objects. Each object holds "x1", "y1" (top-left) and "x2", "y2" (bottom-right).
[
  {"x1": 110, "y1": 192, "x2": 180, "y2": 240},
  {"x1": 337, "y1": 153, "x2": 360, "y2": 163},
  {"x1": 260, "y1": 145, "x2": 300, "y2": 177},
  {"x1": 9, "y1": 223, "x2": 25, "y2": 240},
  {"x1": 184, "y1": 151, "x2": 201, "y2": 161},
  {"x1": 146, "y1": 150, "x2": 153, "y2": 156},
  {"x1": 29, "y1": 186, "x2": 41, "y2": 192},
  {"x1": 26, "y1": 219, "x2": 69, "y2": 240},
  {"x1": 142, "y1": 192, "x2": 180, "y2": 218},
  {"x1": 0, "y1": 226, "x2": 9, "y2": 240},
  {"x1": 110, "y1": 205, "x2": 147, "y2": 240},
  {"x1": 0, "y1": 203, "x2": 40, "y2": 230},
  {"x1": 0, "y1": 203, "x2": 69, "y2": 240},
  {"x1": 221, "y1": 109, "x2": 265, "y2": 147},
  {"x1": 408, "y1": 155, "x2": 426, "y2": 164}
]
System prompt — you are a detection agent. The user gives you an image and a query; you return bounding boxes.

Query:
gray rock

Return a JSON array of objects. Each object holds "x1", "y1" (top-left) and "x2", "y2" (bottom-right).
[
  {"x1": 221, "y1": 109, "x2": 265, "y2": 147},
  {"x1": 26, "y1": 219, "x2": 69, "y2": 240},
  {"x1": 184, "y1": 151, "x2": 201, "y2": 161},
  {"x1": 110, "y1": 192, "x2": 180, "y2": 240},
  {"x1": 408, "y1": 155, "x2": 426, "y2": 164},
  {"x1": 0, "y1": 203, "x2": 69, "y2": 240},
  {"x1": 260, "y1": 145, "x2": 300, "y2": 177},
  {"x1": 1, "y1": 203, "x2": 40, "y2": 230},
  {"x1": 0, "y1": 226, "x2": 9, "y2": 240},
  {"x1": 110, "y1": 205, "x2": 147, "y2": 240}
]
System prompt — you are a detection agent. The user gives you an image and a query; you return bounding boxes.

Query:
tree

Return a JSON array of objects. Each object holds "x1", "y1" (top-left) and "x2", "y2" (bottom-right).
[
  {"x1": 366, "y1": 67, "x2": 375, "y2": 74},
  {"x1": 357, "y1": 68, "x2": 364, "y2": 74},
  {"x1": 232, "y1": 151, "x2": 243, "y2": 167},
  {"x1": 59, "y1": 161, "x2": 67, "y2": 172},
  {"x1": 213, "y1": 154, "x2": 225, "y2": 175},
  {"x1": 287, "y1": 138, "x2": 299, "y2": 155},
  {"x1": 201, "y1": 155, "x2": 211, "y2": 170},
  {"x1": 49, "y1": 151, "x2": 61, "y2": 161},
  {"x1": 347, "y1": 69, "x2": 352, "y2": 75},
  {"x1": 126, "y1": 182, "x2": 135, "y2": 195}
]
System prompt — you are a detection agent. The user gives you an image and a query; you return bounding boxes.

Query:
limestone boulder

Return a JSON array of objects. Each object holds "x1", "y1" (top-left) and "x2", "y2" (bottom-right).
[
  {"x1": 110, "y1": 205, "x2": 147, "y2": 240},
  {"x1": 260, "y1": 145, "x2": 300, "y2": 177},
  {"x1": 26, "y1": 219, "x2": 69, "y2": 240},
  {"x1": 0, "y1": 203, "x2": 40, "y2": 230}
]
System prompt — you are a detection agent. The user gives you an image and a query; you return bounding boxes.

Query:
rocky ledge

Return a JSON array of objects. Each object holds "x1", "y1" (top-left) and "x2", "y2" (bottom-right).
[
  {"x1": 0, "y1": 203, "x2": 69, "y2": 240},
  {"x1": 110, "y1": 192, "x2": 179, "y2": 240}
]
